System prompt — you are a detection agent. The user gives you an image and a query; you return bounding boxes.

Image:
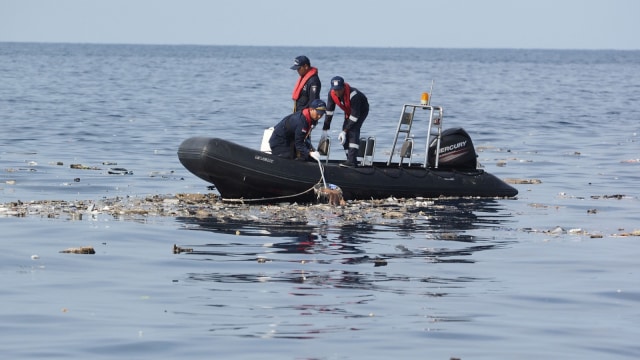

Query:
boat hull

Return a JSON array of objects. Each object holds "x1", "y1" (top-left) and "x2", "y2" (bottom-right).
[{"x1": 178, "y1": 137, "x2": 518, "y2": 202}]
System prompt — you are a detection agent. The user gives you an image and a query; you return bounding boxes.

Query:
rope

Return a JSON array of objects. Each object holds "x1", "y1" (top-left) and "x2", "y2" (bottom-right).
[{"x1": 220, "y1": 179, "x2": 323, "y2": 204}]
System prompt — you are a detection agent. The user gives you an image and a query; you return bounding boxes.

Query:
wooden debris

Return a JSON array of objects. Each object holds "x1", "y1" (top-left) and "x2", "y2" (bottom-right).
[
  {"x1": 70, "y1": 164, "x2": 100, "y2": 170},
  {"x1": 173, "y1": 244, "x2": 193, "y2": 254},
  {"x1": 60, "y1": 246, "x2": 95, "y2": 254}
]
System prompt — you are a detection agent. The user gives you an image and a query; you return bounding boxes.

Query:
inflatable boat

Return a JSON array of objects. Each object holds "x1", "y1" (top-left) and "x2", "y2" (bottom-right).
[{"x1": 178, "y1": 102, "x2": 518, "y2": 203}]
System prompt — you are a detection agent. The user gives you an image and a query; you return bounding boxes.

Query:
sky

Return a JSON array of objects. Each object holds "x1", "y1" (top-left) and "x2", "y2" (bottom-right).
[{"x1": 1, "y1": 0, "x2": 639, "y2": 50}]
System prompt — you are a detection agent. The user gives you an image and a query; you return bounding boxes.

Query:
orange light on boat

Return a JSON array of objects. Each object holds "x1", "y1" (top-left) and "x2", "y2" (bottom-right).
[{"x1": 421, "y1": 92, "x2": 429, "y2": 105}]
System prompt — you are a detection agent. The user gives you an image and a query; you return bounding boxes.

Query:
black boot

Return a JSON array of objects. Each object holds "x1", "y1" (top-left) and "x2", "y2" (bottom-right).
[{"x1": 340, "y1": 148, "x2": 358, "y2": 168}]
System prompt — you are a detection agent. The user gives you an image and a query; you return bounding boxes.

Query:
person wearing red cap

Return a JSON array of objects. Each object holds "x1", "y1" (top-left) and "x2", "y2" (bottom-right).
[
  {"x1": 322, "y1": 76, "x2": 369, "y2": 167},
  {"x1": 290, "y1": 55, "x2": 321, "y2": 113}
]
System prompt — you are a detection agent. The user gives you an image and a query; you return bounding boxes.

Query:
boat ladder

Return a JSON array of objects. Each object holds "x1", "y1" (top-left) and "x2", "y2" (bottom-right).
[{"x1": 387, "y1": 104, "x2": 444, "y2": 168}]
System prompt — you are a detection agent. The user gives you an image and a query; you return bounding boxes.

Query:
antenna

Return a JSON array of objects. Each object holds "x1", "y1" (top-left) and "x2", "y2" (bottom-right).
[{"x1": 428, "y1": 80, "x2": 434, "y2": 105}]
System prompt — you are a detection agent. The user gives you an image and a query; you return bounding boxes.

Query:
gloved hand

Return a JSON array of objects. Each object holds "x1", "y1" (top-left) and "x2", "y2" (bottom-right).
[
  {"x1": 338, "y1": 131, "x2": 346, "y2": 145},
  {"x1": 309, "y1": 151, "x2": 321, "y2": 161}
]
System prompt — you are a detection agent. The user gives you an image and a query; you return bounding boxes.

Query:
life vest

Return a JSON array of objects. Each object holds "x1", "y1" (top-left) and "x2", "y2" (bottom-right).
[
  {"x1": 291, "y1": 67, "x2": 318, "y2": 101},
  {"x1": 330, "y1": 83, "x2": 351, "y2": 119},
  {"x1": 296, "y1": 109, "x2": 314, "y2": 158},
  {"x1": 302, "y1": 108, "x2": 313, "y2": 134}
]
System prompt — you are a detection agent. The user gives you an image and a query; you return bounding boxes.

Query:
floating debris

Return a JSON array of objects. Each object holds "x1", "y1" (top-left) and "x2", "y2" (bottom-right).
[
  {"x1": 70, "y1": 164, "x2": 100, "y2": 170},
  {"x1": 590, "y1": 194, "x2": 626, "y2": 200},
  {"x1": 173, "y1": 244, "x2": 193, "y2": 254},
  {"x1": 107, "y1": 168, "x2": 133, "y2": 175},
  {"x1": 382, "y1": 211, "x2": 404, "y2": 219},
  {"x1": 60, "y1": 246, "x2": 95, "y2": 254},
  {"x1": 504, "y1": 178, "x2": 542, "y2": 184},
  {"x1": 0, "y1": 193, "x2": 636, "y2": 240},
  {"x1": 568, "y1": 228, "x2": 587, "y2": 235},
  {"x1": 528, "y1": 203, "x2": 548, "y2": 208},
  {"x1": 617, "y1": 230, "x2": 640, "y2": 237},
  {"x1": 373, "y1": 258, "x2": 388, "y2": 267},
  {"x1": 149, "y1": 170, "x2": 175, "y2": 178},
  {"x1": 546, "y1": 226, "x2": 566, "y2": 234},
  {"x1": 313, "y1": 184, "x2": 345, "y2": 206}
]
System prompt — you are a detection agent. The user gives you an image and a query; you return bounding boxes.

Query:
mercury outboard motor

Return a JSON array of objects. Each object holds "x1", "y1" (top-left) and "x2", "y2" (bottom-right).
[{"x1": 428, "y1": 127, "x2": 477, "y2": 169}]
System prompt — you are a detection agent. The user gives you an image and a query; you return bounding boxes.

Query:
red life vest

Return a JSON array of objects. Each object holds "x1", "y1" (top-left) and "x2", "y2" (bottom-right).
[
  {"x1": 302, "y1": 108, "x2": 313, "y2": 132},
  {"x1": 291, "y1": 67, "x2": 318, "y2": 101},
  {"x1": 330, "y1": 83, "x2": 352, "y2": 119}
]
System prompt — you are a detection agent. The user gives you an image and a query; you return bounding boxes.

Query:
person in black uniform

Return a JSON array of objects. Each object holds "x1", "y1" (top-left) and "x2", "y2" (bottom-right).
[
  {"x1": 290, "y1": 55, "x2": 321, "y2": 112},
  {"x1": 322, "y1": 76, "x2": 369, "y2": 167},
  {"x1": 269, "y1": 99, "x2": 326, "y2": 161}
]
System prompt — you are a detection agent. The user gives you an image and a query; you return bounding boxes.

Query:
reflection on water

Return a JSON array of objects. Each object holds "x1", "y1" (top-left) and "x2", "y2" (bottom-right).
[
  {"x1": 177, "y1": 199, "x2": 512, "y2": 263},
  {"x1": 175, "y1": 198, "x2": 515, "y2": 258},
  {"x1": 169, "y1": 199, "x2": 516, "y2": 339}
]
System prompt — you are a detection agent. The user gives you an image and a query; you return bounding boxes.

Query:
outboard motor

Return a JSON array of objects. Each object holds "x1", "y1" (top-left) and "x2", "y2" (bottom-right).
[{"x1": 428, "y1": 127, "x2": 477, "y2": 169}]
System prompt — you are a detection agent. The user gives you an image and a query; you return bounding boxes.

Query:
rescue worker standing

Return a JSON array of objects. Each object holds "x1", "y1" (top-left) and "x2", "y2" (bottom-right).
[
  {"x1": 322, "y1": 76, "x2": 369, "y2": 167},
  {"x1": 290, "y1": 55, "x2": 321, "y2": 112},
  {"x1": 269, "y1": 99, "x2": 326, "y2": 161}
]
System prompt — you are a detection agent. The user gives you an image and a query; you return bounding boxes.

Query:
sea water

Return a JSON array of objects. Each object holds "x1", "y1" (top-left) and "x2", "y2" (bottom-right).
[{"x1": 1, "y1": 43, "x2": 639, "y2": 359}]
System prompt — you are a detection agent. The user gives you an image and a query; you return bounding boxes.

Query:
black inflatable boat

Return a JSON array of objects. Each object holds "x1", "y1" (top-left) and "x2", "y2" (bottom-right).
[{"x1": 178, "y1": 103, "x2": 518, "y2": 202}]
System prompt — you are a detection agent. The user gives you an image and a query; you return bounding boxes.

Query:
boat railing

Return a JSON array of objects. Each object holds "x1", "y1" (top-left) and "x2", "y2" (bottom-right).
[{"x1": 387, "y1": 104, "x2": 443, "y2": 168}]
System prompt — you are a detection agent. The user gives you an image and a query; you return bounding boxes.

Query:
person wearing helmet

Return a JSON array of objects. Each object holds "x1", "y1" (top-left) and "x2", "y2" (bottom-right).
[
  {"x1": 290, "y1": 55, "x2": 321, "y2": 112},
  {"x1": 322, "y1": 76, "x2": 369, "y2": 167},
  {"x1": 269, "y1": 99, "x2": 326, "y2": 161}
]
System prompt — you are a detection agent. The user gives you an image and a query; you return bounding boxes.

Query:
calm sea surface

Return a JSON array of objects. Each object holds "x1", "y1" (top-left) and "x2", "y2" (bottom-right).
[{"x1": 1, "y1": 43, "x2": 639, "y2": 359}]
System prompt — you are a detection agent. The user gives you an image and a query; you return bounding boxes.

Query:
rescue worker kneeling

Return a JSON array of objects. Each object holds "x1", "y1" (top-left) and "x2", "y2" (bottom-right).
[{"x1": 269, "y1": 99, "x2": 325, "y2": 161}]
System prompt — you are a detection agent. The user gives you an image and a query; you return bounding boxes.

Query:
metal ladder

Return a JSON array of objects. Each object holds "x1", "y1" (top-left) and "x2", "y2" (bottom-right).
[{"x1": 387, "y1": 104, "x2": 444, "y2": 168}]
